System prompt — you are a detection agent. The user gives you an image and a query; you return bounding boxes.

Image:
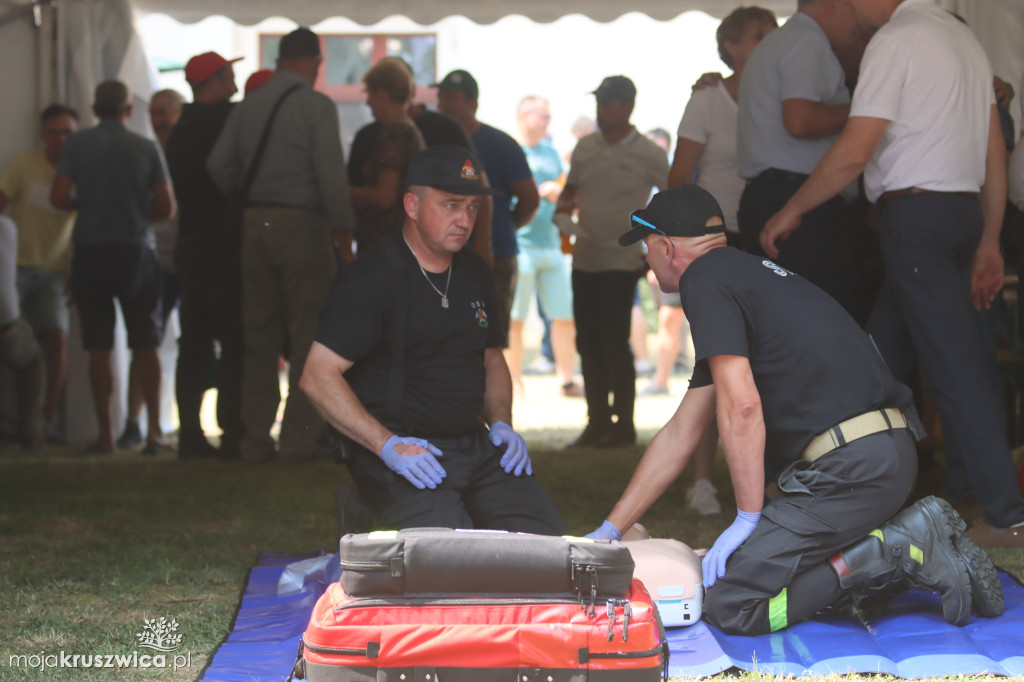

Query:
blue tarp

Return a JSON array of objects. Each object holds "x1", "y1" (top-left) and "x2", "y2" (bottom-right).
[{"x1": 197, "y1": 553, "x2": 1024, "y2": 681}]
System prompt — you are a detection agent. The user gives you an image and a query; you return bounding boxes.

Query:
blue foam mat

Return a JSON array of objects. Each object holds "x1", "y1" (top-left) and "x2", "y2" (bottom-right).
[{"x1": 198, "y1": 553, "x2": 1024, "y2": 681}]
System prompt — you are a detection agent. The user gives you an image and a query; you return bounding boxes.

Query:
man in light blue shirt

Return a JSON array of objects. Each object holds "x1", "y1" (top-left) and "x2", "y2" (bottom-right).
[
  {"x1": 508, "y1": 96, "x2": 580, "y2": 397},
  {"x1": 736, "y1": 0, "x2": 869, "y2": 321}
]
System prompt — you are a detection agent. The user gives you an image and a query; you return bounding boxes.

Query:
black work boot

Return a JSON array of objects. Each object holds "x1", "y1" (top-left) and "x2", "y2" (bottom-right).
[
  {"x1": 832, "y1": 496, "x2": 971, "y2": 626},
  {"x1": 933, "y1": 497, "x2": 1004, "y2": 618}
]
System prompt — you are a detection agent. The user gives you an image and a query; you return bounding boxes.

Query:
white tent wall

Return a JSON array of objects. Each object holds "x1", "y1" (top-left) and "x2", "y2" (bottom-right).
[{"x1": 1, "y1": 0, "x2": 175, "y2": 445}]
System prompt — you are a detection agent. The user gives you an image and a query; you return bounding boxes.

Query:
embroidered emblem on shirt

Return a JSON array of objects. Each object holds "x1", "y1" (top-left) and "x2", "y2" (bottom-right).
[
  {"x1": 471, "y1": 301, "x2": 489, "y2": 327},
  {"x1": 461, "y1": 160, "x2": 479, "y2": 181},
  {"x1": 762, "y1": 260, "x2": 794, "y2": 277}
]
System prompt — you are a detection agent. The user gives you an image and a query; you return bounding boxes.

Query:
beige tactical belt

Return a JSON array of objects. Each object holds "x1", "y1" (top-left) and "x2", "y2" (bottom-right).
[{"x1": 802, "y1": 408, "x2": 907, "y2": 462}]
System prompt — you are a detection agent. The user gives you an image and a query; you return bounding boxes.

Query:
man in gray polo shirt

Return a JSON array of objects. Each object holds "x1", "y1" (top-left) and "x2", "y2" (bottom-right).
[
  {"x1": 51, "y1": 80, "x2": 175, "y2": 454},
  {"x1": 736, "y1": 0, "x2": 868, "y2": 320},
  {"x1": 208, "y1": 27, "x2": 356, "y2": 463},
  {"x1": 556, "y1": 76, "x2": 668, "y2": 448}
]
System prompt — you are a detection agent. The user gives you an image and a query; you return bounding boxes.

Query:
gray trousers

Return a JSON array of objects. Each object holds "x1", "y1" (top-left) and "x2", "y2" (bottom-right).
[
  {"x1": 240, "y1": 207, "x2": 337, "y2": 462},
  {"x1": 703, "y1": 430, "x2": 917, "y2": 635}
]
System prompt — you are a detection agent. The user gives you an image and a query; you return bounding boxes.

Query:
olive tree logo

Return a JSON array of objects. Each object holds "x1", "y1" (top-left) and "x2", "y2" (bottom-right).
[{"x1": 135, "y1": 617, "x2": 183, "y2": 652}]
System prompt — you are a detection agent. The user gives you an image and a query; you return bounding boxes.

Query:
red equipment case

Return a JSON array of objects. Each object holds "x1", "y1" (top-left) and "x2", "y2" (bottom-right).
[{"x1": 294, "y1": 578, "x2": 668, "y2": 681}]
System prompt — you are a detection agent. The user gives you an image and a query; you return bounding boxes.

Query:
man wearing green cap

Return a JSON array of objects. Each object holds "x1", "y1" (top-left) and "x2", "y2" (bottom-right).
[
  {"x1": 585, "y1": 184, "x2": 1001, "y2": 636},
  {"x1": 301, "y1": 145, "x2": 567, "y2": 536}
]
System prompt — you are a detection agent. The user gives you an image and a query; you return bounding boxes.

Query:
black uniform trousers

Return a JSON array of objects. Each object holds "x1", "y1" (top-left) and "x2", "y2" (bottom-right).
[
  {"x1": 865, "y1": 193, "x2": 1024, "y2": 528},
  {"x1": 345, "y1": 425, "x2": 569, "y2": 535},
  {"x1": 572, "y1": 268, "x2": 641, "y2": 430},
  {"x1": 738, "y1": 172, "x2": 866, "y2": 323},
  {"x1": 175, "y1": 237, "x2": 244, "y2": 452},
  {"x1": 704, "y1": 430, "x2": 917, "y2": 635}
]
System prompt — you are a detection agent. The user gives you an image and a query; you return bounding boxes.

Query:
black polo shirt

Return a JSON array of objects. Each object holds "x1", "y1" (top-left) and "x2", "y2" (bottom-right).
[
  {"x1": 681, "y1": 247, "x2": 912, "y2": 465},
  {"x1": 315, "y1": 234, "x2": 505, "y2": 437}
]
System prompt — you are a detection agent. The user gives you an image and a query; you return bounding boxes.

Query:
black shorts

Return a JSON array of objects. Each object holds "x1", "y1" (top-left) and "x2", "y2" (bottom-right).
[{"x1": 71, "y1": 243, "x2": 163, "y2": 351}]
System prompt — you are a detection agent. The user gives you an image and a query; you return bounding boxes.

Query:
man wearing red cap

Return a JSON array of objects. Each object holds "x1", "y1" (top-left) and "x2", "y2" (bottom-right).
[{"x1": 163, "y1": 51, "x2": 244, "y2": 458}]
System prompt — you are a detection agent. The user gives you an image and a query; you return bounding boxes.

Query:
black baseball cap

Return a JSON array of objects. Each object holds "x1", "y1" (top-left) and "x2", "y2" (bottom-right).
[
  {"x1": 432, "y1": 69, "x2": 479, "y2": 100},
  {"x1": 592, "y1": 75, "x2": 636, "y2": 101},
  {"x1": 278, "y1": 28, "x2": 321, "y2": 59},
  {"x1": 619, "y1": 185, "x2": 726, "y2": 246},
  {"x1": 406, "y1": 145, "x2": 502, "y2": 197}
]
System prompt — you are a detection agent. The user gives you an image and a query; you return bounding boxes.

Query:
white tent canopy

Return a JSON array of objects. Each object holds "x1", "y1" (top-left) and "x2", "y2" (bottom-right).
[{"x1": 131, "y1": 0, "x2": 798, "y2": 25}]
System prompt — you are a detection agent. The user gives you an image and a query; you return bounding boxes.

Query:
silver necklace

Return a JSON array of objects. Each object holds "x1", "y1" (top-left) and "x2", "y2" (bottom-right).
[{"x1": 405, "y1": 236, "x2": 452, "y2": 308}]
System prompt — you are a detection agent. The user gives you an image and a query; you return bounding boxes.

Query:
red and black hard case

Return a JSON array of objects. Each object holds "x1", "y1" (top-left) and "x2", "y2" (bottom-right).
[{"x1": 292, "y1": 529, "x2": 668, "y2": 681}]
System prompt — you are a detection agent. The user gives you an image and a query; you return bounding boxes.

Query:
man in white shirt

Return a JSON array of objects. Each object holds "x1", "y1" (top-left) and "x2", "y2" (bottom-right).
[{"x1": 762, "y1": 0, "x2": 1024, "y2": 548}]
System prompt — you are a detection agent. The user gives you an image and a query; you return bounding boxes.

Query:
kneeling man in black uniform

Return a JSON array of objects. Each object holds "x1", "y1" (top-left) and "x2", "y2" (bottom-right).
[
  {"x1": 586, "y1": 185, "x2": 1002, "y2": 635},
  {"x1": 301, "y1": 145, "x2": 567, "y2": 535}
]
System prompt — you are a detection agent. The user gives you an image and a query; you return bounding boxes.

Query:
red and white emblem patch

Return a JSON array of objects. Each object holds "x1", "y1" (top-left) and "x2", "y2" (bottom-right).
[{"x1": 461, "y1": 160, "x2": 479, "y2": 180}]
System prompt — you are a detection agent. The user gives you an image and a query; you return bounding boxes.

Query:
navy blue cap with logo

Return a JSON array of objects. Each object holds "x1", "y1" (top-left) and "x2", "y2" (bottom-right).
[{"x1": 406, "y1": 144, "x2": 502, "y2": 197}]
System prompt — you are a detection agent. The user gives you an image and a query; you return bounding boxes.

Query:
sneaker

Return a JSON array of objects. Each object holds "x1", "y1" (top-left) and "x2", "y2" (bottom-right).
[
  {"x1": 686, "y1": 479, "x2": 722, "y2": 516},
  {"x1": 966, "y1": 518, "x2": 1024, "y2": 549},
  {"x1": 638, "y1": 384, "x2": 669, "y2": 397},
  {"x1": 560, "y1": 381, "x2": 584, "y2": 398},
  {"x1": 936, "y1": 501, "x2": 1004, "y2": 618},
  {"x1": 116, "y1": 420, "x2": 143, "y2": 448},
  {"x1": 524, "y1": 357, "x2": 555, "y2": 375},
  {"x1": 634, "y1": 360, "x2": 654, "y2": 377}
]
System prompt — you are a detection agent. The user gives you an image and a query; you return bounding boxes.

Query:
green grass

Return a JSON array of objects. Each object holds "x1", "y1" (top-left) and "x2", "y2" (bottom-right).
[{"x1": 0, "y1": 439, "x2": 1021, "y2": 681}]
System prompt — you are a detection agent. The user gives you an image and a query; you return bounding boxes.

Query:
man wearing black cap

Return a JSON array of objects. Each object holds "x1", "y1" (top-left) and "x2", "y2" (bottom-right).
[
  {"x1": 164, "y1": 51, "x2": 243, "y2": 458},
  {"x1": 434, "y1": 69, "x2": 539, "y2": 340},
  {"x1": 556, "y1": 75, "x2": 668, "y2": 448},
  {"x1": 301, "y1": 145, "x2": 567, "y2": 534},
  {"x1": 208, "y1": 27, "x2": 356, "y2": 462},
  {"x1": 584, "y1": 184, "x2": 1002, "y2": 636}
]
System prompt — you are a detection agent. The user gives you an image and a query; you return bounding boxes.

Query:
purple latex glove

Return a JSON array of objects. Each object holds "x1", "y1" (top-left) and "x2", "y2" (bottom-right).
[
  {"x1": 490, "y1": 422, "x2": 532, "y2": 476},
  {"x1": 379, "y1": 435, "x2": 445, "y2": 489},
  {"x1": 585, "y1": 520, "x2": 622, "y2": 541},
  {"x1": 702, "y1": 509, "x2": 761, "y2": 588}
]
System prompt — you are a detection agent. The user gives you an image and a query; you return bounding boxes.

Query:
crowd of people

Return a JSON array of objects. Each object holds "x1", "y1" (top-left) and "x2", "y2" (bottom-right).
[{"x1": 3, "y1": 1, "x2": 1024, "y2": 565}]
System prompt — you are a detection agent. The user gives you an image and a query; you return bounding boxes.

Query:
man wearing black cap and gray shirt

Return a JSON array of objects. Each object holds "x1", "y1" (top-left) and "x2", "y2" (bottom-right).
[
  {"x1": 208, "y1": 27, "x2": 356, "y2": 463},
  {"x1": 584, "y1": 184, "x2": 1002, "y2": 635},
  {"x1": 301, "y1": 145, "x2": 567, "y2": 534},
  {"x1": 434, "y1": 69, "x2": 539, "y2": 339},
  {"x1": 556, "y1": 75, "x2": 668, "y2": 448}
]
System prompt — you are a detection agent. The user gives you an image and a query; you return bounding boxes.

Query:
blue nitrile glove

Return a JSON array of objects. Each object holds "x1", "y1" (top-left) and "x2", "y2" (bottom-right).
[
  {"x1": 585, "y1": 520, "x2": 622, "y2": 541},
  {"x1": 702, "y1": 509, "x2": 761, "y2": 588},
  {"x1": 379, "y1": 435, "x2": 446, "y2": 490},
  {"x1": 489, "y1": 422, "x2": 532, "y2": 476}
]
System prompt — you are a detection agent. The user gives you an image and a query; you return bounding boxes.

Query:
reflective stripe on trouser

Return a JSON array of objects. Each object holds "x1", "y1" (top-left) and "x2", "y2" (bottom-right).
[{"x1": 702, "y1": 430, "x2": 916, "y2": 635}]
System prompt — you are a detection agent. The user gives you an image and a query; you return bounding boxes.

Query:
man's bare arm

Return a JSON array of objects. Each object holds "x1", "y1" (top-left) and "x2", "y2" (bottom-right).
[
  {"x1": 605, "y1": 384, "x2": 718, "y2": 532},
  {"x1": 761, "y1": 115, "x2": 888, "y2": 257},
  {"x1": 972, "y1": 103, "x2": 1008, "y2": 310},
  {"x1": 299, "y1": 341, "x2": 394, "y2": 454},
  {"x1": 781, "y1": 99, "x2": 850, "y2": 140},
  {"x1": 50, "y1": 175, "x2": 76, "y2": 210},
  {"x1": 151, "y1": 182, "x2": 176, "y2": 221},
  {"x1": 481, "y1": 346, "x2": 513, "y2": 427},
  {"x1": 668, "y1": 138, "x2": 705, "y2": 189},
  {"x1": 708, "y1": 354, "x2": 765, "y2": 513},
  {"x1": 509, "y1": 177, "x2": 540, "y2": 229}
]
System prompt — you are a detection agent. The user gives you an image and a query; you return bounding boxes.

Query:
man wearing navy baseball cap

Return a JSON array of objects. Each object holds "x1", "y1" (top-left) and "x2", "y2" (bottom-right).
[
  {"x1": 586, "y1": 185, "x2": 1001, "y2": 636},
  {"x1": 302, "y1": 145, "x2": 567, "y2": 538}
]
